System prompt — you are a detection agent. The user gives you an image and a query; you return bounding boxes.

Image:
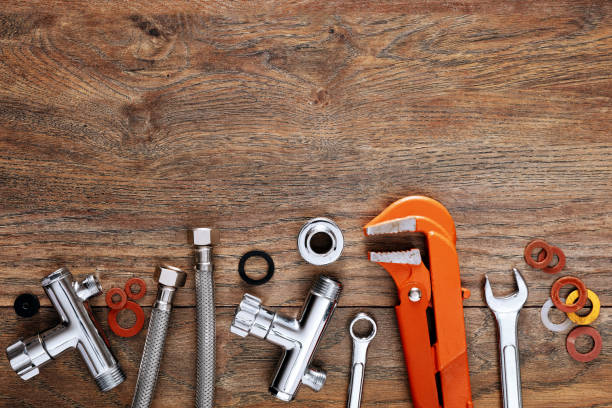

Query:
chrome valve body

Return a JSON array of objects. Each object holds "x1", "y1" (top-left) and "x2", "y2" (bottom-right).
[
  {"x1": 231, "y1": 275, "x2": 341, "y2": 401},
  {"x1": 6, "y1": 267, "x2": 125, "y2": 392}
]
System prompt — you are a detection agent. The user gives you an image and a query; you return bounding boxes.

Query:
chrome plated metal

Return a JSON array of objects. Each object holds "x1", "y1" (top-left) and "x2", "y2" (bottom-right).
[
  {"x1": 484, "y1": 268, "x2": 528, "y2": 408},
  {"x1": 6, "y1": 267, "x2": 125, "y2": 392},
  {"x1": 132, "y1": 266, "x2": 186, "y2": 408},
  {"x1": 297, "y1": 218, "x2": 344, "y2": 265},
  {"x1": 192, "y1": 227, "x2": 219, "y2": 408},
  {"x1": 347, "y1": 313, "x2": 377, "y2": 408},
  {"x1": 230, "y1": 275, "x2": 342, "y2": 401}
]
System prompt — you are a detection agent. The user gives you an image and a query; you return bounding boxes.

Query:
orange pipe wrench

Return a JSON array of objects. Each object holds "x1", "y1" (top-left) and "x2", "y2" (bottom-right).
[{"x1": 364, "y1": 196, "x2": 473, "y2": 408}]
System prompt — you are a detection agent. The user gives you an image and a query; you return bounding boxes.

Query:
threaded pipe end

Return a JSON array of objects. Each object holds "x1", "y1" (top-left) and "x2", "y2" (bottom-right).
[
  {"x1": 310, "y1": 275, "x2": 342, "y2": 301},
  {"x1": 94, "y1": 365, "x2": 126, "y2": 392}
]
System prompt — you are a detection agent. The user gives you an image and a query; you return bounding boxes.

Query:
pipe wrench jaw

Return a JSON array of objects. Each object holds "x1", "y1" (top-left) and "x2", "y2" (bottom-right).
[
  {"x1": 364, "y1": 196, "x2": 473, "y2": 408},
  {"x1": 364, "y1": 196, "x2": 457, "y2": 243}
]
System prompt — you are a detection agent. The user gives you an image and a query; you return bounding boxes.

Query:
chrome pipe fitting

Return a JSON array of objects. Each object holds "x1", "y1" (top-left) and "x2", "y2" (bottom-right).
[
  {"x1": 230, "y1": 275, "x2": 342, "y2": 401},
  {"x1": 6, "y1": 267, "x2": 125, "y2": 392},
  {"x1": 297, "y1": 218, "x2": 344, "y2": 265}
]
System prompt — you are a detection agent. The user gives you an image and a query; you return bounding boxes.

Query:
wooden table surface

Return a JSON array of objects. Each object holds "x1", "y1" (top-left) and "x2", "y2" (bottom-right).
[{"x1": 0, "y1": 1, "x2": 610, "y2": 407}]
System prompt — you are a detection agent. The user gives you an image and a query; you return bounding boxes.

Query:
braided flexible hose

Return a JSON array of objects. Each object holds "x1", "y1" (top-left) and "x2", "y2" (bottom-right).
[
  {"x1": 131, "y1": 308, "x2": 171, "y2": 408},
  {"x1": 195, "y1": 247, "x2": 215, "y2": 408}
]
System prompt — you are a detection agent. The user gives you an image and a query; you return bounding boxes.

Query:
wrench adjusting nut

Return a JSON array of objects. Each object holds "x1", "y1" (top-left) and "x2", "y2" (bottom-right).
[
  {"x1": 551, "y1": 276, "x2": 588, "y2": 313},
  {"x1": 124, "y1": 277, "x2": 146, "y2": 300},
  {"x1": 524, "y1": 239, "x2": 553, "y2": 269},
  {"x1": 108, "y1": 300, "x2": 145, "y2": 337},
  {"x1": 536, "y1": 245, "x2": 566, "y2": 274},
  {"x1": 298, "y1": 218, "x2": 343, "y2": 266},
  {"x1": 566, "y1": 289, "x2": 600, "y2": 325},
  {"x1": 566, "y1": 326, "x2": 602, "y2": 362},
  {"x1": 105, "y1": 288, "x2": 127, "y2": 310}
]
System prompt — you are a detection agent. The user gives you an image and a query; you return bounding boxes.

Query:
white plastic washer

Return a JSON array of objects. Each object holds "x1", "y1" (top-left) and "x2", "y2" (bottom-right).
[
  {"x1": 297, "y1": 218, "x2": 344, "y2": 266},
  {"x1": 540, "y1": 297, "x2": 573, "y2": 332}
]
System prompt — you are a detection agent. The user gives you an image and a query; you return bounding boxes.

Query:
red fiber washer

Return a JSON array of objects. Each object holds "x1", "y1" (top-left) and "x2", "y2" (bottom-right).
[
  {"x1": 566, "y1": 326, "x2": 602, "y2": 362},
  {"x1": 105, "y1": 288, "x2": 127, "y2": 310},
  {"x1": 125, "y1": 278, "x2": 146, "y2": 300},
  {"x1": 524, "y1": 239, "x2": 553, "y2": 269},
  {"x1": 536, "y1": 245, "x2": 566, "y2": 274},
  {"x1": 108, "y1": 301, "x2": 145, "y2": 337},
  {"x1": 551, "y1": 276, "x2": 588, "y2": 313}
]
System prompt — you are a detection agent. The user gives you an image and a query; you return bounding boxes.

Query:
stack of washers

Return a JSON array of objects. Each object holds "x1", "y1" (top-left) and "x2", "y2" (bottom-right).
[
  {"x1": 106, "y1": 278, "x2": 147, "y2": 338},
  {"x1": 524, "y1": 239, "x2": 602, "y2": 363}
]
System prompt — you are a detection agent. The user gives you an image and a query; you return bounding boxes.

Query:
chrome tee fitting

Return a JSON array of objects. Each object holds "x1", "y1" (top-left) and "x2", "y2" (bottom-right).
[
  {"x1": 6, "y1": 267, "x2": 125, "y2": 392},
  {"x1": 230, "y1": 275, "x2": 342, "y2": 401}
]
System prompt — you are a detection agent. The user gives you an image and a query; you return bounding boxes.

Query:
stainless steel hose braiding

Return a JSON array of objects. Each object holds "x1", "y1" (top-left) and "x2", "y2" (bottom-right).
[
  {"x1": 195, "y1": 244, "x2": 215, "y2": 408},
  {"x1": 131, "y1": 308, "x2": 171, "y2": 408},
  {"x1": 131, "y1": 266, "x2": 186, "y2": 408}
]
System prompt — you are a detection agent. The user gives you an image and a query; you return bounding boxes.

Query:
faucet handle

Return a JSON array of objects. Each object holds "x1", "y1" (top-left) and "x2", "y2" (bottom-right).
[
  {"x1": 6, "y1": 337, "x2": 51, "y2": 380},
  {"x1": 230, "y1": 294, "x2": 264, "y2": 337}
]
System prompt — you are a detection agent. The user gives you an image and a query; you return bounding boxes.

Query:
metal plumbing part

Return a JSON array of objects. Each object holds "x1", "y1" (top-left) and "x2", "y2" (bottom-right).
[
  {"x1": 297, "y1": 218, "x2": 344, "y2": 265},
  {"x1": 230, "y1": 275, "x2": 342, "y2": 401},
  {"x1": 132, "y1": 266, "x2": 186, "y2": 408},
  {"x1": 6, "y1": 267, "x2": 125, "y2": 392},
  {"x1": 192, "y1": 227, "x2": 219, "y2": 408}
]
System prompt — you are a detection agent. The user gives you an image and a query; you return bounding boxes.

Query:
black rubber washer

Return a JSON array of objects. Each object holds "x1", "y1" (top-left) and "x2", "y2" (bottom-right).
[
  {"x1": 239, "y1": 250, "x2": 275, "y2": 285},
  {"x1": 14, "y1": 293, "x2": 40, "y2": 318}
]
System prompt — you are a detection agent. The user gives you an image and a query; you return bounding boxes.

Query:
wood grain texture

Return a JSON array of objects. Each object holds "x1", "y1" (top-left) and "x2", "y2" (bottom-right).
[
  {"x1": 0, "y1": 0, "x2": 610, "y2": 406},
  {"x1": 0, "y1": 307, "x2": 610, "y2": 407}
]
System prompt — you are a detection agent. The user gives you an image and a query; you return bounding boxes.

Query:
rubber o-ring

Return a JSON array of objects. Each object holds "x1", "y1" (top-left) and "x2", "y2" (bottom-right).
[
  {"x1": 125, "y1": 278, "x2": 146, "y2": 300},
  {"x1": 238, "y1": 250, "x2": 274, "y2": 285},
  {"x1": 105, "y1": 288, "x2": 127, "y2": 310},
  {"x1": 540, "y1": 297, "x2": 573, "y2": 332},
  {"x1": 536, "y1": 245, "x2": 566, "y2": 274},
  {"x1": 108, "y1": 301, "x2": 145, "y2": 337},
  {"x1": 13, "y1": 293, "x2": 40, "y2": 318},
  {"x1": 551, "y1": 276, "x2": 588, "y2": 313},
  {"x1": 566, "y1": 289, "x2": 600, "y2": 325},
  {"x1": 566, "y1": 326, "x2": 602, "y2": 362},
  {"x1": 524, "y1": 239, "x2": 553, "y2": 269}
]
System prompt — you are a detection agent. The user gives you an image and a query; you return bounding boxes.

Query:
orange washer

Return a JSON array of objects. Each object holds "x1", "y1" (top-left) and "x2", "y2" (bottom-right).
[{"x1": 108, "y1": 300, "x2": 145, "y2": 337}]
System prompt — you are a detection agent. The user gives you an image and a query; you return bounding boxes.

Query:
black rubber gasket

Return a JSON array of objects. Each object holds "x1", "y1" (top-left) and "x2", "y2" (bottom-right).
[
  {"x1": 239, "y1": 250, "x2": 275, "y2": 285},
  {"x1": 14, "y1": 293, "x2": 40, "y2": 318}
]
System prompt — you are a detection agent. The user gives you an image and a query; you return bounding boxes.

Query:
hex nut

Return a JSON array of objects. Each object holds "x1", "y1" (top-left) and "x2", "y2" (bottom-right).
[
  {"x1": 155, "y1": 265, "x2": 187, "y2": 288},
  {"x1": 192, "y1": 228, "x2": 220, "y2": 246}
]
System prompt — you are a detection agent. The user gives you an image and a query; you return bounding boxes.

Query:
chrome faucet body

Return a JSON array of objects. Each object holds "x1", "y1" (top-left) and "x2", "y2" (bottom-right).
[
  {"x1": 231, "y1": 275, "x2": 341, "y2": 401},
  {"x1": 6, "y1": 267, "x2": 125, "y2": 392}
]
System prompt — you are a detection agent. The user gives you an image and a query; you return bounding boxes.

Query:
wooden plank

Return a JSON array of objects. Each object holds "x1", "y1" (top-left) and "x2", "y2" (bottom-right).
[
  {"x1": 0, "y1": 1, "x2": 610, "y2": 407},
  {"x1": 0, "y1": 307, "x2": 609, "y2": 407},
  {"x1": 0, "y1": 0, "x2": 610, "y2": 307}
]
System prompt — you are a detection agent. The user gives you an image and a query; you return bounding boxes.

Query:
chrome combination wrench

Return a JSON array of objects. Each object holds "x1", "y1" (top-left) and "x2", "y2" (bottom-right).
[
  {"x1": 484, "y1": 268, "x2": 528, "y2": 408},
  {"x1": 347, "y1": 313, "x2": 377, "y2": 408}
]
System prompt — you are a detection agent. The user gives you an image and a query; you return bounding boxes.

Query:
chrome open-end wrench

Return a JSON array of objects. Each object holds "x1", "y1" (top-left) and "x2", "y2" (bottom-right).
[
  {"x1": 347, "y1": 313, "x2": 377, "y2": 408},
  {"x1": 484, "y1": 268, "x2": 528, "y2": 408}
]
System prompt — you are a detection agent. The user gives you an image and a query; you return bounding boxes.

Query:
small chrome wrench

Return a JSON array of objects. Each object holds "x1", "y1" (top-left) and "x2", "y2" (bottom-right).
[
  {"x1": 484, "y1": 268, "x2": 528, "y2": 408},
  {"x1": 347, "y1": 313, "x2": 377, "y2": 408}
]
